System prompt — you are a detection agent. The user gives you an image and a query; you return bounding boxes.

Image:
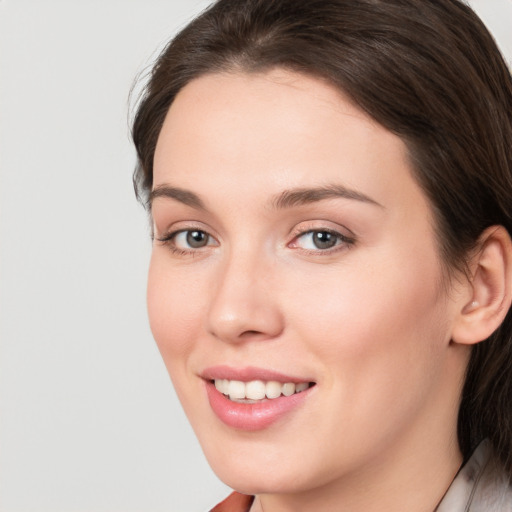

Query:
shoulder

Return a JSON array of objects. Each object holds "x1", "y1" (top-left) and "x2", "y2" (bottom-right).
[
  {"x1": 437, "y1": 440, "x2": 512, "y2": 511},
  {"x1": 209, "y1": 491, "x2": 254, "y2": 512}
]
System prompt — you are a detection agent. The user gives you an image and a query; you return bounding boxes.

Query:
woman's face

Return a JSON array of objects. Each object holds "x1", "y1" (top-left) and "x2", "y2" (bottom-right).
[{"x1": 149, "y1": 70, "x2": 468, "y2": 495}]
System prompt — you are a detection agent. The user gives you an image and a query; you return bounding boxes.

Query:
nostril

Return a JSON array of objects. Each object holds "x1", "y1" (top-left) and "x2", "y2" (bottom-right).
[{"x1": 241, "y1": 330, "x2": 263, "y2": 336}]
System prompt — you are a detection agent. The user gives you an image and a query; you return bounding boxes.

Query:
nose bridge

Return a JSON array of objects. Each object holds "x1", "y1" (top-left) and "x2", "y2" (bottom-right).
[{"x1": 206, "y1": 242, "x2": 283, "y2": 343}]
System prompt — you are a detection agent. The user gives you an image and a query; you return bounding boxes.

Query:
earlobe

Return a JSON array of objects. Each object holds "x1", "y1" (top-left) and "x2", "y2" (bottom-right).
[{"x1": 451, "y1": 225, "x2": 512, "y2": 346}]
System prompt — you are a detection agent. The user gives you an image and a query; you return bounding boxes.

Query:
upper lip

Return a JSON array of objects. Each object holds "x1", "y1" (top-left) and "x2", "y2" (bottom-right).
[{"x1": 201, "y1": 365, "x2": 313, "y2": 383}]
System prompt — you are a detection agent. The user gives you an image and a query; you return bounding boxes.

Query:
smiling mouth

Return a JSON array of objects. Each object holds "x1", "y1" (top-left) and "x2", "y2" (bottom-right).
[{"x1": 213, "y1": 379, "x2": 315, "y2": 403}]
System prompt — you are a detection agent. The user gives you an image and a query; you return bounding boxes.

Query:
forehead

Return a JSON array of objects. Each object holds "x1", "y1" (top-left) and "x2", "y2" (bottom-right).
[{"x1": 153, "y1": 69, "x2": 427, "y2": 218}]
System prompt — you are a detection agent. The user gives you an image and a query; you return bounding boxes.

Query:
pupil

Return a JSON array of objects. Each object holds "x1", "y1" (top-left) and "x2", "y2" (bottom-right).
[
  {"x1": 187, "y1": 230, "x2": 207, "y2": 248},
  {"x1": 313, "y1": 231, "x2": 336, "y2": 249}
]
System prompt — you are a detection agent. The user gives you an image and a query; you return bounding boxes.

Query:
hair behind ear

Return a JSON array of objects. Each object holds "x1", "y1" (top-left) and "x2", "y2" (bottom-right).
[
  {"x1": 455, "y1": 226, "x2": 512, "y2": 478},
  {"x1": 459, "y1": 311, "x2": 512, "y2": 476}
]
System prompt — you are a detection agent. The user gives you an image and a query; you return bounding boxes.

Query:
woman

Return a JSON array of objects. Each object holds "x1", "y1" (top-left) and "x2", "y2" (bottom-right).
[{"x1": 132, "y1": 0, "x2": 512, "y2": 510}]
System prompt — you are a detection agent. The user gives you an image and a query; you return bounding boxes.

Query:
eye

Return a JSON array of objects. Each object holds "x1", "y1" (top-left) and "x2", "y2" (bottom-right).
[
  {"x1": 156, "y1": 228, "x2": 217, "y2": 254},
  {"x1": 291, "y1": 229, "x2": 353, "y2": 251},
  {"x1": 175, "y1": 230, "x2": 211, "y2": 249}
]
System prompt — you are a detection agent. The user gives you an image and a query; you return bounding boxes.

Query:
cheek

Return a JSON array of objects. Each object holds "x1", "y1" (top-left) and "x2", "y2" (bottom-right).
[
  {"x1": 146, "y1": 253, "x2": 205, "y2": 368},
  {"x1": 274, "y1": 257, "x2": 452, "y2": 471},
  {"x1": 285, "y1": 252, "x2": 450, "y2": 402}
]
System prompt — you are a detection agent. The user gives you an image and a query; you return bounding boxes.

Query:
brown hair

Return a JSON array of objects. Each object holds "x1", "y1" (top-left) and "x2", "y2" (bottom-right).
[{"x1": 132, "y1": 0, "x2": 512, "y2": 475}]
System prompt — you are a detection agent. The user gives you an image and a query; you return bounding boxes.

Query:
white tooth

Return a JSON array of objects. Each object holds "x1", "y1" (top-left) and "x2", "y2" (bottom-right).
[
  {"x1": 246, "y1": 380, "x2": 266, "y2": 400},
  {"x1": 295, "y1": 382, "x2": 309, "y2": 393},
  {"x1": 221, "y1": 379, "x2": 229, "y2": 395},
  {"x1": 265, "y1": 381, "x2": 282, "y2": 399},
  {"x1": 282, "y1": 382, "x2": 296, "y2": 396},
  {"x1": 228, "y1": 380, "x2": 246, "y2": 400},
  {"x1": 214, "y1": 380, "x2": 223, "y2": 393}
]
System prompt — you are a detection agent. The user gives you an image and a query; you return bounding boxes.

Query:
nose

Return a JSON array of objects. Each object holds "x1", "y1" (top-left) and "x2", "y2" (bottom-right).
[{"x1": 206, "y1": 251, "x2": 284, "y2": 344}]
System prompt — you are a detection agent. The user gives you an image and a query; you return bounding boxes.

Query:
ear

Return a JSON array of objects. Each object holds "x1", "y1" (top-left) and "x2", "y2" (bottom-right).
[{"x1": 451, "y1": 225, "x2": 512, "y2": 345}]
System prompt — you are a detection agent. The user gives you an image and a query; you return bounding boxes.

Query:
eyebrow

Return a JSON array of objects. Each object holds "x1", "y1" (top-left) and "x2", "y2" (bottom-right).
[
  {"x1": 149, "y1": 185, "x2": 206, "y2": 211},
  {"x1": 149, "y1": 183, "x2": 383, "y2": 211},
  {"x1": 270, "y1": 184, "x2": 383, "y2": 210}
]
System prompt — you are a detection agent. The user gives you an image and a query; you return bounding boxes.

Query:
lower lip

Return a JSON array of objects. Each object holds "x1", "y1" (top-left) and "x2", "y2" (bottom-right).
[{"x1": 205, "y1": 381, "x2": 313, "y2": 431}]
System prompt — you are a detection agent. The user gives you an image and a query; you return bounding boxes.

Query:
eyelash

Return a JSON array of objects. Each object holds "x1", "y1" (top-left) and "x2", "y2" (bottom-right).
[
  {"x1": 289, "y1": 228, "x2": 355, "y2": 254},
  {"x1": 156, "y1": 227, "x2": 355, "y2": 256}
]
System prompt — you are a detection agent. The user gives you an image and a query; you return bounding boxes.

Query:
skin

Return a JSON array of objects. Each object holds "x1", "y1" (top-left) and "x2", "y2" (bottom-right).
[{"x1": 148, "y1": 69, "x2": 474, "y2": 512}]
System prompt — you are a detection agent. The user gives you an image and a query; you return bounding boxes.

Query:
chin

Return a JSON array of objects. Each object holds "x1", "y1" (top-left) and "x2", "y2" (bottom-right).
[
  {"x1": 210, "y1": 458, "x2": 314, "y2": 496},
  {"x1": 198, "y1": 430, "x2": 330, "y2": 496}
]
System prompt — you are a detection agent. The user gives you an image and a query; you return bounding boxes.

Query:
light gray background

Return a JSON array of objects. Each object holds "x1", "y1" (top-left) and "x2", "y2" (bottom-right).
[{"x1": 1, "y1": 1, "x2": 511, "y2": 511}]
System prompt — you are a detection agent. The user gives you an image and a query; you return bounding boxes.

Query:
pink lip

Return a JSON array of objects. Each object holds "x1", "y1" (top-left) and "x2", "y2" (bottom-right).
[
  {"x1": 201, "y1": 365, "x2": 311, "y2": 383},
  {"x1": 201, "y1": 366, "x2": 315, "y2": 431}
]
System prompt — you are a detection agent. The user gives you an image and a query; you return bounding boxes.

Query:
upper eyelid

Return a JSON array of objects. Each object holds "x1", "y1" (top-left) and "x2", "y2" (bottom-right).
[
  {"x1": 291, "y1": 229, "x2": 353, "y2": 244},
  {"x1": 154, "y1": 220, "x2": 215, "y2": 238},
  {"x1": 290, "y1": 221, "x2": 355, "y2": 238},
  {"x1": 288, "y1": 224, "x2": 357, "y2": 250},
  {"x1": 157, "y1": 227, "x2": 216, "y2": 242}
]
